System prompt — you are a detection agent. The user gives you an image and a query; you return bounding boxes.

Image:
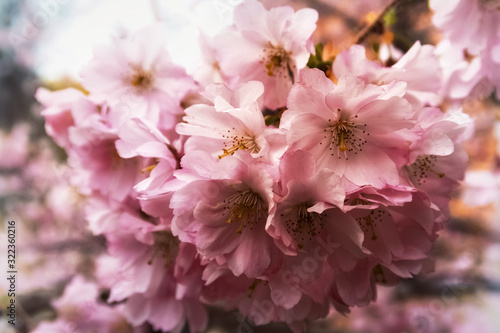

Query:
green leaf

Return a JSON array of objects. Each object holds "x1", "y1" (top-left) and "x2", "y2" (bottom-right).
[
  {"x1": 383, "y1": 7, "x2": 397, "y2": 27},
  {"x1": 307, "y1": 43, "x2": 333, "y2": 74}
]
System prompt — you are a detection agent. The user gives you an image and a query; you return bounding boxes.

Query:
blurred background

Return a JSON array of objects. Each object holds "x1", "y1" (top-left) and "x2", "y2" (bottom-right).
[{"x1": 0, "y1": 0, "x2": 499, "y2": 332}]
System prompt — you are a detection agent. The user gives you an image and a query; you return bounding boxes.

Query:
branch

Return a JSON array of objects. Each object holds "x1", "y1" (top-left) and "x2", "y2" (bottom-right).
[{"x1": 353, "y1": 0, "x2": 402, "y2": 45}]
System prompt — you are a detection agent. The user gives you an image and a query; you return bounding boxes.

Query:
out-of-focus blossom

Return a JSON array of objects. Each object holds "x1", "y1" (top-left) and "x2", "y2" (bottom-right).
[
  {"x1": 80, "y1": 24, "x2": 196, "y2": 128},
  {"x1": 31, "y1": 276, "x2": 131, "y2": 333},
  {"x1": 35, "y1": 88, "x2": 86, "y2": 149},
  {"x1": 0, "y1": 123, "x2": 30, "y2": 168},
  {"x1": 462, "y1": 169, "x2": 500, "y2": 207},
  {"x1": 430, "y1": 0, "x2": 500, "y2": 100}
]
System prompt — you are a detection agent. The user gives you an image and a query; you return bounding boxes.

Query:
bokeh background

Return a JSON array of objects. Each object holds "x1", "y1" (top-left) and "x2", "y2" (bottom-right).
[{"x1": 1, "y1": 0, "x2": 499, "y2": 332}]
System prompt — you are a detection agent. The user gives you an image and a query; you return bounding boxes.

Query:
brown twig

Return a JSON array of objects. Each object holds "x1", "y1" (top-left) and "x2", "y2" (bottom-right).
[{"x1": 353, "y1": 0, "x2": 402, "y2": 45}]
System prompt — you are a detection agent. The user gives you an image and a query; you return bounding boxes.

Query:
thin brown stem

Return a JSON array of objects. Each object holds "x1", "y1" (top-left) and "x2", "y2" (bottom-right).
[{"x1": 353, "y1": 0, "x2": 402, "y2": 45}]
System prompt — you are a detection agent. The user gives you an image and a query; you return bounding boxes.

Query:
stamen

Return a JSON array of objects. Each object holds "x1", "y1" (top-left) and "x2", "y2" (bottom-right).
[
  {"x1": 265, "y1": 48, "x2": 288, "y2": 76},
  {"x1": 281, "y1": 203, "x2": 324, "y2": 249},
  {"x1": 406, "y1": 155, "x2": 445, "y2": 186},
  {"x1": 141, "y1": 164, "x2": 157, "y2": 174},
  {"x1": 219, "y1": 129, "x2": 260, "y2": 159},
  {"x1": 260, "y1": 42, "x2": 295, "y2": 81},
  {"x1": 218, "y1": 144, "x2": 247, "y2": 159},
  {"x1": 127, "y1": 64, "x2": 155, "y2": 92},
  {"x1": 365, "y1": 214, "x2": 377, "y2": 240},
  {"x1": 356, "y1": 208, "x2": 390, "y2": 241},
  {"x1": 322, "y1": 110, "x2": 367, "y2": 160},
  {"x1": 222, "y1": 189, "x2": 266, "y2": 234},
  {"x1": 337, "y1": 124, "x2": 350, "y2": 152}
]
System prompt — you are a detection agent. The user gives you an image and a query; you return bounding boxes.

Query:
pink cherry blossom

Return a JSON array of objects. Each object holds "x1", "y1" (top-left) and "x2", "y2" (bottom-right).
[
  {"x1": 333, "y1": 41, "x2": 442, "y2": 106},
  {"x1": 67, "y1": 127, "x2": 142, "y2": 202},
  {"x1": 177, "y1": 81, "x2": 286, "y2": 164},
  {"x1": 331, "y1": 259, "x2": 378, "y2": 308},
  {"x1": 436, "y1": 39, "x2": 491, "y2": 101},
  {"x1": 36, "y1": 86, "x2": 144, "y2": 202},
  {"x1": 31, "y1": 276, "x2": 128, "y2": 333},
  {"x1": 269, "y1": 150, "x2": 348, "y2": 254},
  {"x1": 120, "y1": 243, "x2": 207, "y2": 333},
  {"x1": 95, "y1": 205, "x2": 207, "y2": 332},
  {"x1": 282, "y1": 69, "x2": 416, "y2": 189},
  {"x1": 345, "y1": 188, "x2": 438, "y2": 270},
  {"x1": 202, "y1": 268, "x2": 329, "y2": 333},
  {"x1": 171, "y1": 153, "x2": 278, "y2": 278},
  {"x1": 215, "y1": 0, "x2": 318, "y2": 109},
  {"x1": 430, "y1": 0, "x2": 500, "y2": 99},
  {"x1": 115, "y1": 117, "x2": 178, "y2": 176},
  {"x1": 430, "y1": 0, "x2": 500, "y2": 55},
  {"x1": 193, "y1": 32, "x2": 228, "y2": 86},
  {"x1": 267, "y1": 150, "x2": 366, "y2": 297},
  {"x1": 135, "y1": 150, "x2": 218, "y2": 224},
  {"x1": 35, "y1": 87, "x2": 86, "y2": 149},
  {"x1": 80, "y1": 24, "x2": 196, "y2": 125},
  {"x1": 403, "y1": 107, "x2": 472, "y2": 222},
  {"x1": 237, "y1": 278, "x2": 329, "y2": 333}
]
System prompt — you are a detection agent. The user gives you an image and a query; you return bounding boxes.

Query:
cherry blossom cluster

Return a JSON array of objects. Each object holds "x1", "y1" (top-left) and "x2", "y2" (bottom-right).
[
  {"x1": 430, "y1": 0, "x2": 500, "y2": 101},
  {"x1": 36, "y1": 0, "x2": 484, "y2": 332}
]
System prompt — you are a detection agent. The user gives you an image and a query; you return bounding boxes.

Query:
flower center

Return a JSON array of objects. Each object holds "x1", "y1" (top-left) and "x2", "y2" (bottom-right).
[
  {"x1": 222, "y1": 189, "x2": 267, "y2": 234},
  {"x1": 127, "y1": 64, "x2": 155, "y2": 92},
  {"x1": 463, "y1": 49, "x2": 476, "y2": 63},
  {"x1": 355, "y1": 208, "x2": 390, "y2": 241},
  {"x1": 321, "y1": 110, "x2": 368, "y2": 160},
  {"x1": 406, "y1": 155, "x2": 445, "y2": 186},
  {"x1": 147, "y1": 230, "x2": 180, "y2": 267},
  {"x1": 219, "y1": 129, "x2": 261, "y2": 159},
  {"x1": 281, "y1": 203, "x2": 324, "y2": 249},
  {"x1": 260, "y1": 43, "x2": 295, "y2": 80}
]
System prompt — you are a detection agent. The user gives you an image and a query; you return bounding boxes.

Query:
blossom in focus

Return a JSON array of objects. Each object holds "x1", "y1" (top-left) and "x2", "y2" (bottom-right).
[
  {"x1": 177, "y1": 81, "x2": 286, "y2": 164},
  {"x1": 282, "y1": 69, "x2": 415, "y2": 188},
  {"x1": 215, "y1": 0, "x2": 318, "y2": 109},
  {"x1": 171, "y1": 153, "x2": 278, "y2": 278},
  {"x1": 268, "y1": 150, "x2": 365, "y2": 274}
]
